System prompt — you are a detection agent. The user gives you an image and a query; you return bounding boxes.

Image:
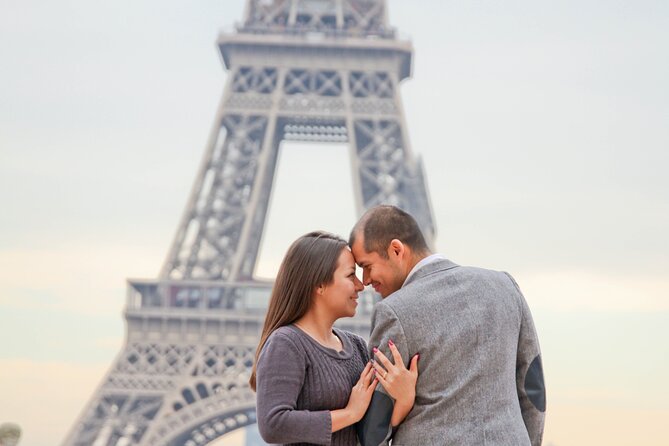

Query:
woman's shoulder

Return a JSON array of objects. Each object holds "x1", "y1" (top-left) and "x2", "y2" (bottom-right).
[
  {"x1": 262, "y1": 326, "x2": 306, "y2": 355},
  {"x1": 266, "y1": 325, "x2": 301, "y2": 344}
]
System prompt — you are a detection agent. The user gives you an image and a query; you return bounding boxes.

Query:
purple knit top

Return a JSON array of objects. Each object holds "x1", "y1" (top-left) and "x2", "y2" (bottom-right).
[{"x1": 255, "y1": 324, "x2": 369, "y2": 445}]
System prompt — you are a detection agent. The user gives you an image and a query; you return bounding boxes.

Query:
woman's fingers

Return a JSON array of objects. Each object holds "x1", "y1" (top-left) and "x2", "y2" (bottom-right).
[
  {"x1": 362, "y1": 362, "x2": 376, "y2": 386},
  {"x1": 388, "y1": 340, "x2": 405, "y2": 369},
  {"x1": 367, "y1": 378, "x2": 378, "y2": 395},
  {"x1": 371, "y1": 360, "x2": 388, "y2": 379},
  {"x1": 409, "y1": 353, "x2": 420, "y2": 376},
  {"x1": 363, "y1": 360, "x2": 373, "y2": 375},
  {"x1": 373, "y1": 347, "x2": 394, "y2": 370},
  {"x1": 357, "y1": 361, "x2": 373, "y2": 384}
]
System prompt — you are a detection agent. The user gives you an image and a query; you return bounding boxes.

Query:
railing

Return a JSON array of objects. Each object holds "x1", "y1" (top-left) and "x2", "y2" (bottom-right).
[
  {"x1": 126, "y1": 279, "x2": 378, "y2": 317},
  {"x1": 235, "y1": 23, "x2": 397, "y2": 40},
  {"x1": 126, "y1": 279, "x2": 273, "y2": 313}
]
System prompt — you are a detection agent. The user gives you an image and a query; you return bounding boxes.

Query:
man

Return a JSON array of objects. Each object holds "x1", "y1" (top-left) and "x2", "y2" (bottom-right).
[{"x1": 351, "y1": 205, "x2": 545, "y2": 445}]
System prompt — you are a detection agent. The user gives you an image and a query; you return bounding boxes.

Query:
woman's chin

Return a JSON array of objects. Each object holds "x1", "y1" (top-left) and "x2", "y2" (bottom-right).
[{"x1": 336, "y1": 309, "x2": 356, "y2": 319}]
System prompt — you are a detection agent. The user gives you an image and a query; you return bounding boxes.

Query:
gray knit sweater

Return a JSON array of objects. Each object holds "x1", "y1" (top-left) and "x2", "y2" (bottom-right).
[{"x1": 256, "y1": 324, "x2": 370, "y2": 446}]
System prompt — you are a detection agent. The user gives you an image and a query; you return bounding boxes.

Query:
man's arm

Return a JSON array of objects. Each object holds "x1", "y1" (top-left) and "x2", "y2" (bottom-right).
[
  {"x1": 357, "y1": 302, "x2": 410, "y2": 446},
  {"x1": 507, "y1": 273, "x2": 546, "y2": 446}
]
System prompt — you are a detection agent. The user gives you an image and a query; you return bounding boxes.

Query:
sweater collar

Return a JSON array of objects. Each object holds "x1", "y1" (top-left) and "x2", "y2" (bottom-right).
[{"x1": 287, "y1": 324, "x2": 354, "y2": 360}]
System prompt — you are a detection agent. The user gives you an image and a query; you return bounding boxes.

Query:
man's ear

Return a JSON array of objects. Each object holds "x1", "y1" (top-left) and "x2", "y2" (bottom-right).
[{"x1": 388, "y1": 239, "x2": 405, "y2": 259}]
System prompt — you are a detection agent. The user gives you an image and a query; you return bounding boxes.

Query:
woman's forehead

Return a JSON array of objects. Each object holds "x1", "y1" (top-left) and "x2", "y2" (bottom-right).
[{"x1": 337, "y1": 249, "x2": 355, "y2": 266}]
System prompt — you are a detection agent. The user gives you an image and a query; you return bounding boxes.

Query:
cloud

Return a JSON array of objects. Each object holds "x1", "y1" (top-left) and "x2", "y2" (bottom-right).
[
  {"x1": 0, "y1": 243, "x2": 162, "y2": 315},
  {"x1": 93, "y1": 336, "x2": 124, "y2": 351},
  {"x1": 516, "y1": 270, "x2": 669, "y2": 312}
]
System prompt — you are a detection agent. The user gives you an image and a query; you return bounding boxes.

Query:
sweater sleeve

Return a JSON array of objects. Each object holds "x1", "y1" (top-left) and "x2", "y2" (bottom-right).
[{"x1": 256, "y1": 331, "x2": 332, "y2": 445}]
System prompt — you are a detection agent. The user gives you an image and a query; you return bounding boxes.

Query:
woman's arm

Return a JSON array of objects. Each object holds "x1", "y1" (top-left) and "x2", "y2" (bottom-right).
[{"x1": 256, "y1": 332, "x2": 332, "y2": 445}]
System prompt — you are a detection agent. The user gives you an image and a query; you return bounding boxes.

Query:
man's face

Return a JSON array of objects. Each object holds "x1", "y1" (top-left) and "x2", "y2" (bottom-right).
[{"x1": 351, "y1": 235, "x2": 406, "y2": 298}]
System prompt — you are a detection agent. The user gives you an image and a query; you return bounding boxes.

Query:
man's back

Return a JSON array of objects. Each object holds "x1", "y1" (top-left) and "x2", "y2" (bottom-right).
[{"x1": 367, "y1": 258, "x2": 545, "y2": 445}]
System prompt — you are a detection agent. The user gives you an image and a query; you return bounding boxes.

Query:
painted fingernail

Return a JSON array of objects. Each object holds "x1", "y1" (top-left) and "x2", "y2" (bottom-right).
[
  {"x1": 388, "y1": 339, "x2": 394, "y2": 346},
  {"x1": 373, "y1": 347, "x2": 379, "y2": 353}
]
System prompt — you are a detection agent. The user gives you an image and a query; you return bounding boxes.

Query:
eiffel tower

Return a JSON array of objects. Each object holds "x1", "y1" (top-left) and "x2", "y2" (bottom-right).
[{"x1": 62, "y1": 1, "x2": 435, "y2": 445}]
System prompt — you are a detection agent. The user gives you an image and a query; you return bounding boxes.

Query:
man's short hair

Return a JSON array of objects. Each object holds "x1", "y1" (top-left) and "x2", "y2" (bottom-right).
[{"x1": 350, "y1": 205, "x2": 429, "y2": 258}]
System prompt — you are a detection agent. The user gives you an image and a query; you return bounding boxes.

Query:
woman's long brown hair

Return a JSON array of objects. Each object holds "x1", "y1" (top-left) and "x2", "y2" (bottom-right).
[{"x1": 249, "y1": 231, "x2": 347, "y2": 391}]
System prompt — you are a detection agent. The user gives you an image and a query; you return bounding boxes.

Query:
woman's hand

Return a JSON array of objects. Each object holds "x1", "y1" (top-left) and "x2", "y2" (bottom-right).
[
  {"x1": 331, "y1": 361, "x2": 377, "y2": 432},
  {"x1": 371, "y1": 340, "x2": 419, "y2": 424},
  {"x1": 345, "y1": 361, "x2": 378, "y2": 421}
]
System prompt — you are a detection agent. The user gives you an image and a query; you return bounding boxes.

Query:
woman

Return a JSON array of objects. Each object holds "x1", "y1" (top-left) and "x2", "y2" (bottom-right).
[{"x1": 249, "y1": 231, "x2": 418, "y2": 445}]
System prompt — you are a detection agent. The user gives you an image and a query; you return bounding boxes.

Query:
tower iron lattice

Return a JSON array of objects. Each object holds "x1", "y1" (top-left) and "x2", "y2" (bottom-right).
[{"x1": 62, "y1": 1, "x2": 435, "y2": 445}]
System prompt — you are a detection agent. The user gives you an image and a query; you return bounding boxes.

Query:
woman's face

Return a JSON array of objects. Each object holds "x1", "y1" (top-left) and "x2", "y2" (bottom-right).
[{"x1": 320, "y1": 249, "x2": 364, "y2": 319}]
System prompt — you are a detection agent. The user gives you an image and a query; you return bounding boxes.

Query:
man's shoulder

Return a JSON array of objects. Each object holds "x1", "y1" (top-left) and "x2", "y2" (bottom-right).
[
  {"x1": 455, "y1": 264, "x2": 511, "y2": 280},
  {"x1": 387, "y1": 258, "x2": 458, "y2": 301},
  {"x1": 405, "y1": 259, "x2": 512, "y2": 287},
  {"x1": 454, "y1": 265, "x2": 519, "y2": 290},
  {"x1": 377, "y1": 285, "x2": 425, "y2": 321},
  {"x1": 383, "y1": 261, "x2": 515, "y2": 309}
]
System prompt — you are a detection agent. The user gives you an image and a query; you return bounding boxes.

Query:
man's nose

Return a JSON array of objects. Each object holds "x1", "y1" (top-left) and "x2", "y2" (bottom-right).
[{"x1": 362, "y1": 270, "x2": 371, "y2": 286}]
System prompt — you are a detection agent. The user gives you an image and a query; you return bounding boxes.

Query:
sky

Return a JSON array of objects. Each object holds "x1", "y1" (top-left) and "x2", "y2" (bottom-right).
[{"x1": 1, "y1": 0, "x2": 668, "y2": 445}]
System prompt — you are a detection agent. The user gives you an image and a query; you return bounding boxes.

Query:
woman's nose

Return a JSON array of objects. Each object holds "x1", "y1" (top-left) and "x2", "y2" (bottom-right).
[{"x1": 354, "y1": 276, "x2": 364, "y2": 291}]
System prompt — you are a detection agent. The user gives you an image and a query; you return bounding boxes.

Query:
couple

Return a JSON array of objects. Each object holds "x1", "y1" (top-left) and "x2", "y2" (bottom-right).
[{"x1": 250, "y1": 205, "x2": 546, "y2": 445}]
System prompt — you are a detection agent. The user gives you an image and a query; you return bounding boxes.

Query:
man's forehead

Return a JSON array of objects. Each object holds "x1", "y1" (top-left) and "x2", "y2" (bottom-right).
[
  {"x1": 351, "y1": 238, "x2": 376, "y2": 264},
  {"x1": 350, "y1": 236, "x2": 367, "y2": 255}
]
